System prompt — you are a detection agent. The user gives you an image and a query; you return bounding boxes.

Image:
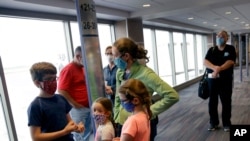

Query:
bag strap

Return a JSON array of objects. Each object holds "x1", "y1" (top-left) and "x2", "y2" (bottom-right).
[
  {"x1": 203, "y1": 47, "x2": 215, "y2": 79},
  {"x1": 202, "y1": 70, "x2": 207, "y2": 79}
]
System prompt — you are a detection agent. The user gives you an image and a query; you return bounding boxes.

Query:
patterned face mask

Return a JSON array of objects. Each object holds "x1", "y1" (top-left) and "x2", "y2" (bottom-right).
[
  {"x1": 93, "y1": 114, "x2": 106, "y2": 125},
  {"x1": 41, "y1": 80, "x2": 57, "y2": 95}
]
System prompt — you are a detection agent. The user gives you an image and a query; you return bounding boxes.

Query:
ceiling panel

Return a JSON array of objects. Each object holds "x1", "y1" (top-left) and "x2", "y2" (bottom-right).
[
  {"x1": 234, "y1": 3, "x2": 250, "y2": 21},
  {"x1": 0, "y1": 0, "x2": 250, "y2": 33}
]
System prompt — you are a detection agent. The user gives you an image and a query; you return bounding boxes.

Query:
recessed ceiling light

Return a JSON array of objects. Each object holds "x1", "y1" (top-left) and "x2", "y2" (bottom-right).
[
  {"x1": 225, "y1": 11, "x2": 231, "y2": 15},
  {"x1": 241, "y1": 21, "x2": 245, "y2": 24},
  {"x1": 245, "y1": 24, "x2": 249, "y2": 27},
  {"x1": 188, "y1": 17, "x2": 194, "y2": 20},
  {"x1": 143, "y1": 4, "x2": 151, "y2": 7},
  {"x1": 213, "y1": 24, "x2": 218, "y2": 27},
  {"x1": 234, "y1": 17, "x2": 239, "y2": 20},
  {"x1": 203, "y1": 21, "x2": 207, "y2": 24}
]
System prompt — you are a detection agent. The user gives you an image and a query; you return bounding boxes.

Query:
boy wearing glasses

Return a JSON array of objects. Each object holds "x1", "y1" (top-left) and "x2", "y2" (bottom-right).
[{"x1": 27, "y1": 62, "x2": 84, "y2": 141}]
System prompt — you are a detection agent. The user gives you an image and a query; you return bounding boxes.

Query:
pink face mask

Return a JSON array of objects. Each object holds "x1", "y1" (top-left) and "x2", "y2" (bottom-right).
[{"x1": 41, "y1": 80, "x2": 57, "y2": 95}]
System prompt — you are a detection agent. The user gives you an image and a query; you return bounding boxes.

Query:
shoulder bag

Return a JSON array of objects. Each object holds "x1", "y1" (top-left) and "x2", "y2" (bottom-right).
[{"x1": 198, "y1": 71, "x2": 209, "y2": 100}]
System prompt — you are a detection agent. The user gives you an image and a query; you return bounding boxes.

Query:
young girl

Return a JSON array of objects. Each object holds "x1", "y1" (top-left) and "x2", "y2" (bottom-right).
[
  {"x1": 117, "y1": 78, "x2": 153, "y2": 141},
  {"x1": 92, "y1": 97, "x2": 115, "y2": 141}
]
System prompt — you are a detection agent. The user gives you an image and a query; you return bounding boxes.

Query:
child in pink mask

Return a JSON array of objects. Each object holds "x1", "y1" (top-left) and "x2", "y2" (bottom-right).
[{"x1": 92, "y1": 97, "x2": 115, "y2": 141}]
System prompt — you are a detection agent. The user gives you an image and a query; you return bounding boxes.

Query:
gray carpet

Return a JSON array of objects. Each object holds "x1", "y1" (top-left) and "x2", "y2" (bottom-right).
[{"x1": 155, "y1": 67, "x2": 250, "y2": 141}]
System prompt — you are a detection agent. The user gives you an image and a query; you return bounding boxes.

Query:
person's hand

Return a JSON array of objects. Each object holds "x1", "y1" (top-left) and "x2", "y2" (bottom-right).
[
  {"x1": 112, "y1": 137, "x2": 120, "y2": 141},
  {"x1": 105, "y1": 86, "x2": 113, "y2": 95},
  {"x1": 212, "y1": 66, "x2": 221, "y2": 77},
  {"x1": 213, "y1": 66, "x2": 221, "y2": 73},
  {"x1": 75, "y1": 122, "x2": 85, "y2": 133},
  {"x1": 64, "y1": 120, "x2": 78, "y2": 133}
]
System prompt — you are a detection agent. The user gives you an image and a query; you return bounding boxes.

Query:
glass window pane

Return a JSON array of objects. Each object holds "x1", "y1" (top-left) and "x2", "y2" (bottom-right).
[
  {"x1": 155, "y1": 30, "x2": 173, "y2": 86},
  {"x1": 70, "y1": 22, "x2": 81, "y2": 48},
  {"x1": 143, "y1": 28, "x2": 155, "y2": 71},
  {"x1": 0, "y1": 17, "x2": 69, "y2": 141},
  {"x1": 0, "y1": 100, "x2": 9, "y2": 141},
  {"x1": 173, "y1": 32, "x2": 185, "y2": 85},
  {"x1": 97, "y1": 24, "x2": 113, "y2": 67},
  {"x1": 196, "y1": 34, "x2": 204, "y2": 75},
  {"x1": 70, "y1": 22, "x2": 113, "y2": 67},
  {"x1": 186, "y1": 33, "x2": 196, "y2": 80}
]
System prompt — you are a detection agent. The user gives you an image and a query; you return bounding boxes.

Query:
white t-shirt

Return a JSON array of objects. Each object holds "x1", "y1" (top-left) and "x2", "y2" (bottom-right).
[{"x1": 95, "y1": 121, "x2": 115, "y2": 141}]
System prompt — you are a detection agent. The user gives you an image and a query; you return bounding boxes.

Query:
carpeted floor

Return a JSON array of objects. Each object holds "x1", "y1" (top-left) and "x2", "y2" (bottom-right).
[{"x1": 154, "y1": 67, "x2": 250, "y2": 141}]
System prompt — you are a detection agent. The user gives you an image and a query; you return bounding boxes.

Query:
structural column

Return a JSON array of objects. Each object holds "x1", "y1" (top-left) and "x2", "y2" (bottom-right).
[
  {"x1": 75, "y1": 0, "x2": 105, "y2": 103},
  {"x1": 114, "y1": 18, "x2": 144, "y2": 43}
]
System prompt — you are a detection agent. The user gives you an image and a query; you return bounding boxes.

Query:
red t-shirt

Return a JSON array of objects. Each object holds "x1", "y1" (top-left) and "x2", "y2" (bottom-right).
[{"x1": 58, "y1": 62, "x2": 89, "y2": 107}]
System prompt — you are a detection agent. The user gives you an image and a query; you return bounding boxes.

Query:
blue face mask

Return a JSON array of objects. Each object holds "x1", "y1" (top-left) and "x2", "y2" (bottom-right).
[
  {"x1": 216, "y1": 37, "x2": 224, "y2": 46},
  {"x1": 121, "y1": 101, "x2": 135, "y2": 113},
  {"x1": 114, "y1": 57, "x2": 127, "y2": 70}
]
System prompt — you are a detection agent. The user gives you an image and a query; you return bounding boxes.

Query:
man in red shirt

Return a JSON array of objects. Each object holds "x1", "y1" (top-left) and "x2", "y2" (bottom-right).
[{"x1": 58, "y1": 46, "x2": 92, "y2": 141}]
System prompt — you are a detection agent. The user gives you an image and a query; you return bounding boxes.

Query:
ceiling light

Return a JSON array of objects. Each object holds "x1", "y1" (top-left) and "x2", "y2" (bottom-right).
[
  {"x1": 213, "y1": 24, "x2": 218, "y2": 27},
  {"x1": 241, "y1": 21, "x2": 245, "y2": 24},
  {"x1": 234, "y1": 17, "x2": 239, "y2": 20},
  {"x1": 188, "y1": 17, "x2": 194, "y2": 20},
  {"x1": 245, "y1": 24, "x2": 249, "y2": 27},
  {"x1": 225, "y1": 11, "x2": 231, "y2": 15},
  {"x1": 143, "y1": 4, "x2": 151, "y2": 7},
  {"x1": 203, "y1": 21, "x2": 207, "y2": 24}
]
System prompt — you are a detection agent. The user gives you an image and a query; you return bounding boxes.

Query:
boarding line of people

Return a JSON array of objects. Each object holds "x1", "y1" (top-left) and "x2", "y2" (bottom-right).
[{"x1": 27, "y1": 30, "x2": 235, "y2": 141}]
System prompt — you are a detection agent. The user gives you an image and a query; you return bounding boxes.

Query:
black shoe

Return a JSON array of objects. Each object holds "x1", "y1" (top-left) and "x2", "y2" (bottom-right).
[
  {"x1": 208, "y1": 125, "x2": 219, "y2": 131},
  {"x1": 223, "y1": 126, "x2": 230, "y2": 132}
]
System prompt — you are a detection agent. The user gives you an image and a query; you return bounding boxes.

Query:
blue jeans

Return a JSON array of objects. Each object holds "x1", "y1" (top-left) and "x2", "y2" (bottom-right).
[{"x1": 70, "y1": 107, "x2": 92, "y2": 141}]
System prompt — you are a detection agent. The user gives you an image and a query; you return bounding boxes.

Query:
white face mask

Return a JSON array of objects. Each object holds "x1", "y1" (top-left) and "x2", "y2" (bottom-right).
[{"x1": 106, "y1": 55, "x2": 114, "y2": 63}]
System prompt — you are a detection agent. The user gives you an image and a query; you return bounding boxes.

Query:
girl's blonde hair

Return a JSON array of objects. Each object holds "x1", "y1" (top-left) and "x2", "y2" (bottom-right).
[{"x1": 118, "y1": 78, "x2": 152, "y2": 119}]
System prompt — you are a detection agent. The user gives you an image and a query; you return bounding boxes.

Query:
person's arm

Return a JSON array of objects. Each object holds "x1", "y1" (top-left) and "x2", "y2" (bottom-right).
[
  {"x1": 58, "y1": 66, "x2": 83, "y2": 108},
  {"x1": 113, "y1": 69, "x2": 123, "y2": 123},
  {"x1": 204, "y1": 59, "x2": 217, "y2": 71},
  {"x1": 220, "y1": 60, "x2": 235, "y2": 71},
  {"x1": 58, "y1": 90, "x2": 83, "y2": 108},
  {"x1": 29, "y1": 119, "x2": 77, "y2": 141},
  {"x1": 204, "y1": 46, "x2": 235, "y2": 75},
  {"x1": 120, "y1": 134, "x2": 133, "y2": 141},
  {"x1": 204, "y1": 59, "x2": 221, "y2": 77},
  {"x1": 203, "y1": 47, "x2": 221, "y2": 76},
  {"x1": 220, "y1": 45, "x2": 236, "y2": 71},
  {"x1": 147, "y1": 72, "x2": 179, "y2": 118}
]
